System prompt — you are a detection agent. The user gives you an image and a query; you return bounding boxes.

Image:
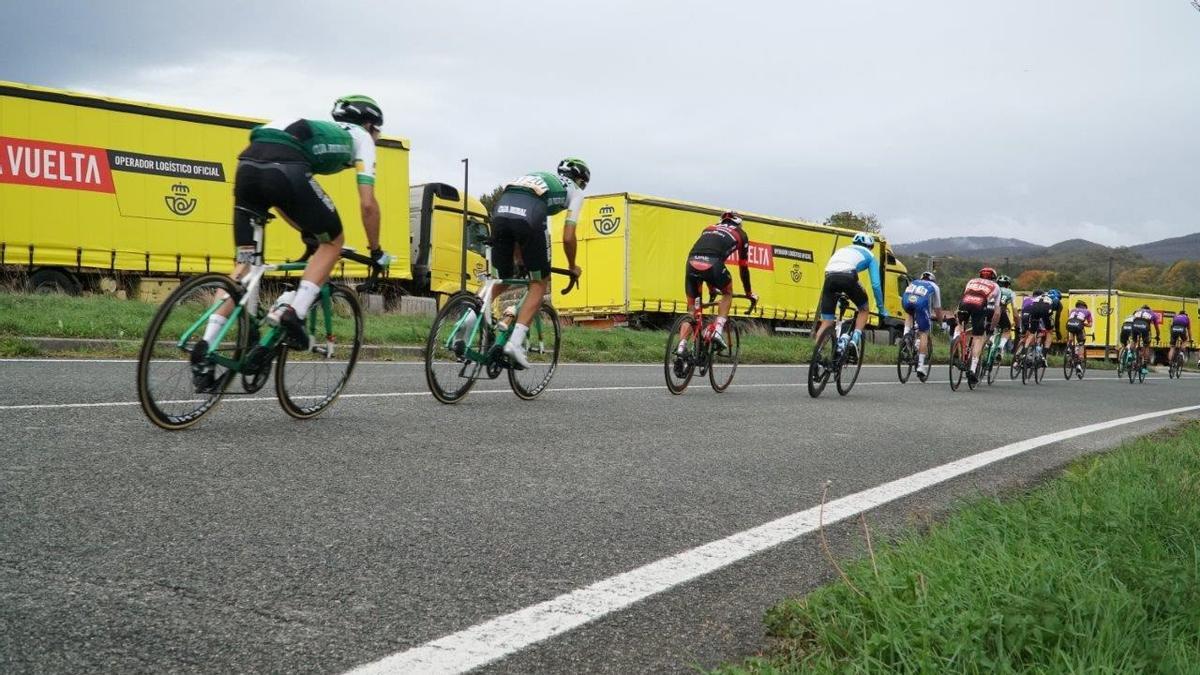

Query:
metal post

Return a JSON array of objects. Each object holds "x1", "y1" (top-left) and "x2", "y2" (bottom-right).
[
  {"x1": 1104, "y1": 256, "x2": 1113, "y2": 361},
  {"x1": 460, "y1": 158, "x2": 470, "y2": 291}
]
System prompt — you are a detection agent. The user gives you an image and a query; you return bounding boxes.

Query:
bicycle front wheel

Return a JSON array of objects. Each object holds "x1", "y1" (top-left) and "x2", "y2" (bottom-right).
[
  {"x1": 1078, "y1": 352, "x2": 1088, "y2": 380},
  {"x1": 808, "y1": 327, "x2": 835, "y2": 398},
  {"x1": 509, "y1": 302, "x2": 561, "y2": 400},
  {"x1": 1063, "y1": 350, "x2": 1073, "y2": 380},
  {"x1": 425, "y1": 294, "x2": 485, "y2": 404},
  {"x1": 137, "y1": 274, "x2": 247, "y2": 431},
  {"x1": 1010, "y1": 347, "x2": 1023, "y2": 380},
  {"x1": 665, "y1": 315, "x2": 697, "y2": 394},
  {"x1": 836, "y1": 335, "x2": 864, "y2": 396},
  {"x1": 275, "y1": 285, "x2": 362, "y2": 419},
  {"x1": 709, "y1": 320, "x2": 741, "y2": 392}
]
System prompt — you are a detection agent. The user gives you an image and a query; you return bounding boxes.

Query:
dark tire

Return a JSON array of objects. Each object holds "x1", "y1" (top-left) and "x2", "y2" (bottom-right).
[
  {"x1": 1063, "y1": 349, "x2": 1074, "y2": 380},
  {"x1": 949, "y1": 339, "x2": 964, "y2": 391},
  {"x1": 836, "y1": 335, "x2": 864, "y2": 396},
  {"x1": 136, "y1": 274, "x2": 246, "y2": 430},
  {"x1": 897, "y1": 335, "x2": 913, "y2": 384},
  {"x1": 709, "y1": 319, "x2": 740, "y2": 392},
  {"x1": 27, "y1": 268, "x2": 81, "y2": 295},
  {"x1": 665, "y1": 315, "x2": 697, "y2": 395},
  {"x1": 807, "y1": 325, "x2": 835, "y2": 398},
  {"x1": 1128, "y1": 356, "x2": 1136, "y2": 384},
  {"x1": 425, "y1": 294, "x2": 485, "y2": 404},
  {"x1": 1034, "y1": 354, "x2": 1046, "y2": 384},
  {"x1": 509, "y1": 303, "x2": 561, "y2": 400},
  {"x1": 986, "y1": 347, "x2": 998, "y2": 386},
  {"x1": 1078, "y1": 351, "x2": 1088, "y2": 380},
  {"x1": 1010, "y1": 346, "x2": 1023, "y2": 380},
  {"x1": 275, "y1": 284, "x2": 362, "y2": 419}
]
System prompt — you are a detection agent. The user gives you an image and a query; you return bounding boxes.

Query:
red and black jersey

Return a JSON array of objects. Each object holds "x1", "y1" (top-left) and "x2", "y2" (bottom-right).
[
  {"x1": 689, "y1": 222, "x2": 749, "y2": 262},
  {"x1": 960, "y1": 278, "x2": 999, "y2": 309}
]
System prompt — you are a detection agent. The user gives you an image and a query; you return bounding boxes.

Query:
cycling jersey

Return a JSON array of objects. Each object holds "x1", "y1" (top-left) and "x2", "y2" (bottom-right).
[
  {"x1": 1021, "y1": 295, "x2": 1053, "y2": 333},
  {"x1": 960, "y1": 278, "x2": 999, "y2": 309},
  {"x1": 1131, "y1": 308, "x2": 1157, "y2": 344},
  {"x1": 689, "y1": 222, "x2": 749, "y2": 261},
  {"x1": 822, "y1": 244, "x2": 885, "y2": 318},
  {"x1": 1172, "y1": 312, "x2": 1191, "y2": 328},
  {"x1": 1066, "y1": 308, "x2": 1092, "y2": 335},
  {"x1": 503, "y1": 172, "x2": 584, "y2": 224},
  {"x1": 249, "y1": 119, "x2": 376, "y2": 183},
  {"x1": 902, "y1": 279, "x2": 941, "y2": 332}
]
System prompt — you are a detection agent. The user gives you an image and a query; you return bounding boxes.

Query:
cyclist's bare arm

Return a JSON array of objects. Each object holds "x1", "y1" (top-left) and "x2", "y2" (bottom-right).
[
  {"x1": 562, "y1": 221, "x2": 580, "y2": 277},
  {"x1": 357, "y1": 183, "x2": 381, "y2": 250}
]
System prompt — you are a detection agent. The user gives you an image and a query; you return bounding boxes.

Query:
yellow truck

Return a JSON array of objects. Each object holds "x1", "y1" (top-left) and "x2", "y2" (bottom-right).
[
  {"x1": 550, "y1": 192, "x2": 909, "y2": 335},
  {"x1": 0, "y1": 80, "x2": 487, "y2": 301}
]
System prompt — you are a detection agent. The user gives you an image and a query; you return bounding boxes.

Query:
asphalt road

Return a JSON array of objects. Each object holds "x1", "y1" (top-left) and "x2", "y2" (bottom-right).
[{"x1": 2, "y1": 358, "x2": 1199, "y2": 674}]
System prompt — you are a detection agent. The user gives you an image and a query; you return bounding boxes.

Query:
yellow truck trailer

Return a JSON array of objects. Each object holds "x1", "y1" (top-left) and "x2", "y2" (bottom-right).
[
  {"x1": 0, "y1": 80, "x2": 488, "y2": 300},
  {"x1": 550, "y1": 192, "x2": 909, "y2": 334}
]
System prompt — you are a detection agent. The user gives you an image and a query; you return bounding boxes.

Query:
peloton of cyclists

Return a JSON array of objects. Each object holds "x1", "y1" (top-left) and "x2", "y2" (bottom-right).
[
  {"x1": 957, "y1": 268, "x2": 1004, "y2": 384},
  {"x1": 901, "y1": 271, "x2": 944, "y2": 381}
]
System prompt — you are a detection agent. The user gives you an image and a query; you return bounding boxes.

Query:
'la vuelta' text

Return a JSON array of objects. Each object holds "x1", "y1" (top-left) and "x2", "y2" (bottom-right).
[{"x1": 1, "y1": 144, "x2": 103, "y2": 184}]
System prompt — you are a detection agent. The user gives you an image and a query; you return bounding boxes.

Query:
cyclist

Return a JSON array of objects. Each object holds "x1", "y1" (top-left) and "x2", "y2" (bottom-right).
[
  {"x1": 1065, "y1": 300, "x2": 1093, "y2": 375},
  {"x1": 1118, "y1": 313, "x2": 1134, "y2": 363},
  {"x1": 901, "y1": 271, "x2": 943, "y2": 379},
  {"x1": 193, "y1": 95, "x2": 388, "y2": 390},
  {"x1": 815, "y1": 232, "x2": 888, "y2": 357},
  {"x1": 1130, "y1": 304, "x2": 1160, "y2": 377},
  {"x1": 1169, "y1": 307, "x2": 1191, "y2": 369},
  {"x1": 957, "y1": 267, "x2": 1003, "y2": 384},
  {"x1": 990, "y1": 274, "x2": 1017, "y2": 355},
  {"x1": 1021, "y1": 290, "x2": 1053, "y2": 364},
  {"x1": 674, "y1": 211, "x2": 758, "y2": 356},
  {"x1": 1046, "y1": 288, "x2": 1064, "y2": 341},
  {"x1": 486, "y1": 158, "x2": 589, "y2": 368}
]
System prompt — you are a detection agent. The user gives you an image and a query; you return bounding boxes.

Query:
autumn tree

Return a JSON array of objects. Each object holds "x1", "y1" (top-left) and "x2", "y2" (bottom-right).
[{"x1": 824, "y1": 211, "x2": 881, "y2": 234}]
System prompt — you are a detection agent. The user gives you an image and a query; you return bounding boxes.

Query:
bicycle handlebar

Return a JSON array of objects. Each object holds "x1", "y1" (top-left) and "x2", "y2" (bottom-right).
[
  {"x1": 339, "y1": 248, "x2": 387, "y2": 294},
  {"x1": 550, "y1": 267, "x2": 580, "y2": 295}
]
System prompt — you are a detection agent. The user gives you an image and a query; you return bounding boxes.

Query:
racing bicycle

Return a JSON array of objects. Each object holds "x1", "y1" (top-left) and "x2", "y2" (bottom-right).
[
  {"x1": 947, "y1": 318, "x2": 982, "y2": 391},
  {"x1": 136, "y1": 208, "x2": 384, "y2": 430},
  {"x1": 808, "y1": 295, "x2": 871, "y2": 398},
  {"x1": 665, "y1": 292, "x2": 756, "y2": 394},
  {"x1": 1168, "y1": 341, "x2": 1192, "y2": 379},
  {"x1": 1062, "y1": 332, "x2": 1094, "y2": 381},
  {"x1": 424, "y1": 267, "x2": 577, "y2": 403}
]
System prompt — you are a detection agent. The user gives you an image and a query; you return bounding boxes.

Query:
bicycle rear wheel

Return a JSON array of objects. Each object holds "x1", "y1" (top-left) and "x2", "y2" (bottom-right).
[
  {"x1": 808, "y1": 326, "x2": 835, "y2": 398},
  {"x1": 709, "y1": 320, "x2": 741, "y2": 392},
  {"x1": 1034, "y1": 354, "x2": 1046, "y2": 384},
  {"x1": 836, "y1": 335, "x2": 864, "y2": 396},
  {"x1": 425, "y1": 294, "x2": 485, "y2": 404},
  {"x1": 948, "y1": 339, "x2": 964, "y2": 391},
  {"x1": 1078, "y1": 352, "x2": 1088, "y2": 380},
  {"x1": 897, "y1": 335, "x2": 913, "y2": 384},
  {"x1": 1010, "y1": 346, "x2": 1023, "y2": 380},
  {"x1": 986, "y1": 348, "x2": 998, "y2": 386},
  {"x1": 275, "y1": 285, "x2": 362, "y2": 419},
  {"x1": 1128, "y1": 356, "x2": 1136, "y2": 383},
  {"x1": 664, "y1": 315, "x2": 697, "y2": 394},
  {"x1": 1063, "y1": 349, "x2": 1073, "y2": 380},
  {"x1": 509, "y1": 303, "x2": 562, "y2": 400},
  {"x1": 137, "y1": 274, "x2": 247, "y2": 430}
]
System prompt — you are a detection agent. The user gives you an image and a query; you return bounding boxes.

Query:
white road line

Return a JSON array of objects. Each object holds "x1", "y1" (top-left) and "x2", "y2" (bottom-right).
[{"x1": 344, "y1": 403, "x2": 1200, "y2": 675}]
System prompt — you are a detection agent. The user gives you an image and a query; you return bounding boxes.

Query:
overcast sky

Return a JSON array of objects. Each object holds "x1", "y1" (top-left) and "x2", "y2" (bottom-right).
[{"x1": 4, "y1": 0, "x2": 1197, "y2": 245}]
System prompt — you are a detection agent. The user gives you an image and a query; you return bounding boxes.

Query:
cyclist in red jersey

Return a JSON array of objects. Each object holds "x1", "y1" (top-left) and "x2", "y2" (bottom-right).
[{"x1": 958, "y1": 267, "x2": 1004, "y2": 384}]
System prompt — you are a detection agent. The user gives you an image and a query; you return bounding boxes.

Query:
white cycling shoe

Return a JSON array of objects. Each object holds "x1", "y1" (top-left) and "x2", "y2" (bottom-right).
[{"x1": 503, "y1": 339, "x2": 531, "y2": 370}]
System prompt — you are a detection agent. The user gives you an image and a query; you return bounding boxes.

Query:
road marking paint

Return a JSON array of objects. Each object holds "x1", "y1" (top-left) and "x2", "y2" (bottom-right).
[{"x1": 344, "y1": 403, "x2": 1200, "y2": 675}]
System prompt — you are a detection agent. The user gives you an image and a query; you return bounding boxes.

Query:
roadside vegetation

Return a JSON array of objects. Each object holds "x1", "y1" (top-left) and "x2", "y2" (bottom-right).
[{"x1": 714, "y1": 422, "x2": 1200, "y2": 674}]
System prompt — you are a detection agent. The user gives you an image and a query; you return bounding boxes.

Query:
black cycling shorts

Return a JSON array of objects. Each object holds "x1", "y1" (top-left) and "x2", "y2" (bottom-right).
[
  {"x1": 1066, "y1": 317, "x2": 1086, "y2": 338},
  {"x1": 1171, "y1": 325, "x2": 1189, "y2": 345},
  {"x1": 233, "y1": 155, "x2": 342, "y2": 248},
  {"x1": 684, "y1": 256, "x2": 732, "y2": 300},
  {"x1": 964, "y1": 306, "x2": 990, "y2": 337},
  {"x1": 1119, "y1": 326, "x2": 1132, "y2": 345},
  {"x1": 996, "y1": 309, "x2": 1012, "y2": 332},
  {"x1": 1131, "y1": 320, "x2": 1152, "y2": 345},
  {"x1": 1023, "y1": 306, "x2": 1051, "y2": 333},
  {"x1": 819, "y1": 272, "x2": 868, "y2": 320},
  {"x1": 490, "y1": 190, "x2": 551, "y2": 280}
]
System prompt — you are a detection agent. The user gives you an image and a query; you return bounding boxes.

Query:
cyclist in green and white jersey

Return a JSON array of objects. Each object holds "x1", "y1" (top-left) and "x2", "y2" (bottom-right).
[
  {"x1": 483, "y1": 158, "x2": 588, "y2": 368},
  {"x1": 192, "y1": 96, "x2": 388, "y2": 389},
  {"x1": 991, "y1": 274, "x2": 1017, "y2": 355}
]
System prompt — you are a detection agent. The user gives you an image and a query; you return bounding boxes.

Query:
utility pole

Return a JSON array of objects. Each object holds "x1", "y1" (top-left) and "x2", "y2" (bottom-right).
[{"x1": 459, "y1": 158, "x2": 470, "y2": 291}]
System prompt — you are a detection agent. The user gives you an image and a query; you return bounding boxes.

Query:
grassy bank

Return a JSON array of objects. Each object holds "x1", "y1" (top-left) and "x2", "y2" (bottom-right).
[
  {"x1": 0, "y1": 292, "x2": 954, "y2": 364},
  {"x1": 715, "y1": 422, "x2": 1200, "y2": 673}
]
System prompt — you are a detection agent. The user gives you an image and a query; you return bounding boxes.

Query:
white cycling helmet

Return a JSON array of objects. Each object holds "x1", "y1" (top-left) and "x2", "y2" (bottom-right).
[{"x1": 852, "y1": 232, "x2": 875, "y2": 248}]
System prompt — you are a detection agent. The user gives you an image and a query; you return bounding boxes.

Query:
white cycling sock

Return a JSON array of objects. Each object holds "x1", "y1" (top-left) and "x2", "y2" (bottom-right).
[
  {"x1": 510, "y1": 322, "x2": 529, "y2": 348},
  {"x1": 676, "y1": 339, "x2": 687, "y2": 353},
  {"x1": 970, "y1": 357, "x2": 979, "y2": 371},
  {"x1": 918, "y1": 352, "x2": 926, "y2": 367},
  {"x1": 202, "y1": 314, "x2": 227, "y2": 344},
  {"x1": 291, "y1": 280, "x2": 321, "y2": 318},
  {"x1": 715, "y1": 316, "x2": 727, "y2": 331}
]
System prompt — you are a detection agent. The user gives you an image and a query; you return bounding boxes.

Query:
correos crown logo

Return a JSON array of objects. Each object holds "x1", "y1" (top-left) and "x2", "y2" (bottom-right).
[
  {"x1": 165, "y1": 182, "x2": 197, "y2": 216},
  {"x1": 593, "y1": 204, "x2": 620, "y2": 235}
]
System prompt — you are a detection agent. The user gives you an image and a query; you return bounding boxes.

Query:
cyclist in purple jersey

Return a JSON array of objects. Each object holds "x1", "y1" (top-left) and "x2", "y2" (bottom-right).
[{"x1": 1169, "y1": 308, "x2": 1192, "y2": 369}]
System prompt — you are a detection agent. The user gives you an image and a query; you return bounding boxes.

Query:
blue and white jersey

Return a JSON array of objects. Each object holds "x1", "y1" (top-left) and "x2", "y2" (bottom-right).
[
  {"x1": 825, "y1": 244, "x2": 885, "y2": 310},
  {"x1": 902, "y1": 279, "x2": 941, "y2": 311}
]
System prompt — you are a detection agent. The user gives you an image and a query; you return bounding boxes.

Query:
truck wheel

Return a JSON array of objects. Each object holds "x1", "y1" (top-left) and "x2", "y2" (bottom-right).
[{"x1": 27, "y1": 268, "x2": 82, "y2": 295}]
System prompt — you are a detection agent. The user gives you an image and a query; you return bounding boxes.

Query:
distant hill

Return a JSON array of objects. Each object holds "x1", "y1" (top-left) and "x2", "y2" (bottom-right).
[
  {"x1": 894, "y1": 233, "x2": 1199, "y2": 266},
  {"x1": 1130, "y1": 232, "x2": 1200, "y2": 265}
]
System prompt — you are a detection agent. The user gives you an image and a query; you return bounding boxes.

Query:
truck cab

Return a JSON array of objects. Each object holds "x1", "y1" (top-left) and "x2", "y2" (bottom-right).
[{"x1": 408, "y1": 183, "x2": 490, "y2": 300}]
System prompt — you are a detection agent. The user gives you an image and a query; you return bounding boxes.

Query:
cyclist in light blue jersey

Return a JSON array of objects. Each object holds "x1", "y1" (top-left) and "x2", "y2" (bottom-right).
[
  {"x1": 815, "y1": 232, "x2": 888, "y2": 356},
  {"x1": 901, "y1": 271, "x2": 944, "y2": 379}
]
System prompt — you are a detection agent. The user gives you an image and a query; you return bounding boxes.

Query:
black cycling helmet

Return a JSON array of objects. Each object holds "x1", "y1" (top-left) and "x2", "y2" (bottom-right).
[
  {"x1": 557, "y1": 157, "x2": 590, "y2": 189},
  {"x1": 332, "y1": 95, "x2": 384, "y2": 128},
  {"x1": 1075, "y1": 300, "x2": 1087, "y2": 309},
  {"x1": 1141, "y1": 304, "x2": 1151, "y2": 310},
  {"x1": 1033, "y1": 289, "x2": 1044, "y2": 296},
  {"x1": 720, "y1": 210, "x2": 743, "y2": 226}
]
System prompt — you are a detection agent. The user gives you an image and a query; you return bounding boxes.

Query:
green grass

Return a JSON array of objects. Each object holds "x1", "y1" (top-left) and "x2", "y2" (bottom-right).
[{"x1": 714, "y1": 422, "x2": 1200, "y2": 674}]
